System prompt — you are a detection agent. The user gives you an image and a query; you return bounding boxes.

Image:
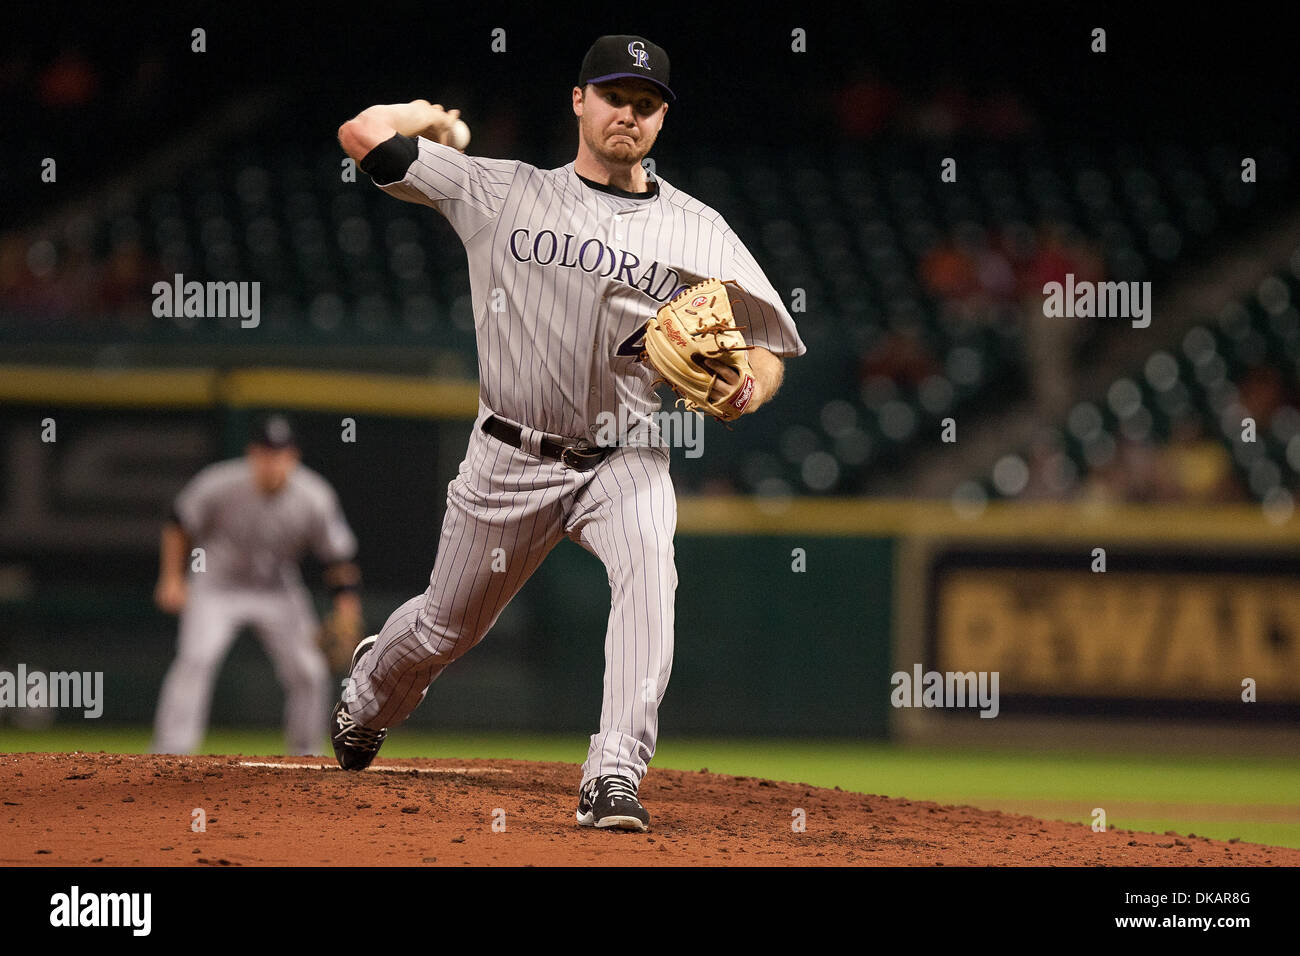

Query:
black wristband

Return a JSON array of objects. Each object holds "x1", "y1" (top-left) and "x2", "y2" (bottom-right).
[
  {"x1": 359, "y1": 132, "x2": 419, "y2": 186},
  {"x1": 325, "y1": 560, "x2": 361, "y2": 597}
]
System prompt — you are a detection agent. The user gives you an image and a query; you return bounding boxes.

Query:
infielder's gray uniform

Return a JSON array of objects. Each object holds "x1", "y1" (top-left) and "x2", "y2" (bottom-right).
[
  {"x1": 153, "y1": 460, "x2": 358, "y2": 755},
  {"x1": 344, "y1": 137, "x2": 805, "y2": 785}
]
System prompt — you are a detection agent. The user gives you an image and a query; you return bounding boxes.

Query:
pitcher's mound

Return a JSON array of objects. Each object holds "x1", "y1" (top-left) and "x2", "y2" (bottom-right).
[{"x1": 1, "y1": 752, "x2": 1292, "y2": 866}]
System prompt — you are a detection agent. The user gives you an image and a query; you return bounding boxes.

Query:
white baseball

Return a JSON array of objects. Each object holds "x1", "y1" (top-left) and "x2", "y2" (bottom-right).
[{"x1": 450, "y1": 119, "x2": 471, "y2": 150}]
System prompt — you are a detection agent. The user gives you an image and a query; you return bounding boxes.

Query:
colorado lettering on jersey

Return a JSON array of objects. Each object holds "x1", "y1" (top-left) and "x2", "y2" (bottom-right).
[{"x1": 508, "y1": 229, "x2": 687, "y2": 302}]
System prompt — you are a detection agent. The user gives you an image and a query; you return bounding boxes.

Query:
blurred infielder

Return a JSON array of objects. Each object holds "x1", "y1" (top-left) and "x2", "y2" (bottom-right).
[
  {"x1": 334, "y1": 35, "x2": 805, "y2": 830},
  {"x1": 152, "y1": 415, "x2": 364, "y2": 756}
]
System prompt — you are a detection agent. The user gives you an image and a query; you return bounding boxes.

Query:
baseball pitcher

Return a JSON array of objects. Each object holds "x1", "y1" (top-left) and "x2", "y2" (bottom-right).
[{"x1": 332, "y1": 35, "x2": 805, "y2": 830}]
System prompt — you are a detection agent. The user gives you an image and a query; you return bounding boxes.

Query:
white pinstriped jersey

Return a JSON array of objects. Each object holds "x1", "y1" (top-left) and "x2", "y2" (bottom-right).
[
  {"x1": 373, "y1": 136, "x2": 807, "y2": 440},
  {"x1": 173, "y1": 460, "x2": 357, "y2": 591}
]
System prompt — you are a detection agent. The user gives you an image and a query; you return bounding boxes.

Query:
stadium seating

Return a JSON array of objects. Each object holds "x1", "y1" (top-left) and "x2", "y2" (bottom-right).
[
  {"x1": 974, "y1": 262, "x2": 1300, "y2": 506},
  {"x1": 1, "y1": 111, "x2": 1289, "y2": 496}
]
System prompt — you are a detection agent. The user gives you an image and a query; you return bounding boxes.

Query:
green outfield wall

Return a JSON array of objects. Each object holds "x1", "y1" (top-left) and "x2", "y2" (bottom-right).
[{"x1": 2, "y1": 368, "x2": 1297, "y2": 742}]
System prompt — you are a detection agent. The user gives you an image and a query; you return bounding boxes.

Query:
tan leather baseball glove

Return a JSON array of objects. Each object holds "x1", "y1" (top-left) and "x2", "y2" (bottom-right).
[
  {"x1": 641, "y1": 277, "x2": 757, "y2": 422},
  {"x1": 317, "y1": 609, "x2": 364, "y2": 674}
]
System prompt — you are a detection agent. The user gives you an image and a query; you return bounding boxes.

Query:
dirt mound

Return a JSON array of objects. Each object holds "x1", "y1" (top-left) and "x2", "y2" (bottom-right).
[{"x1": 1, "y1": 752, "x2": 1293, "y2": 866}]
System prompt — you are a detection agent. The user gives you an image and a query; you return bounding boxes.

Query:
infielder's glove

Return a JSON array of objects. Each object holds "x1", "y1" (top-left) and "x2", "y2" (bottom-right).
[
  {"x1": 640, "y1": 277, "x2": 757, "y2": 422},
  {"x1": 316, "y1": 609, "x2": 364, "y2": 675}
]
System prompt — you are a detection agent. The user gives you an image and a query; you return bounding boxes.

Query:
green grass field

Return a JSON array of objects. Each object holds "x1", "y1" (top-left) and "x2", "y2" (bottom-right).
[{"x1": 4, "y1": 726, "x2": 1297, "y2": 849}]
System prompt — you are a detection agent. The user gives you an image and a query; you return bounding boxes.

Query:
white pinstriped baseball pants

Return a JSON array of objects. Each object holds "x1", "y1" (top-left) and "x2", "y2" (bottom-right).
[
  {"x1": 153, "y1": 585, "x2": 328, "y2": 755},
  {"x1": 344, "y1": 414, "x2": 677, "y2": 787}
]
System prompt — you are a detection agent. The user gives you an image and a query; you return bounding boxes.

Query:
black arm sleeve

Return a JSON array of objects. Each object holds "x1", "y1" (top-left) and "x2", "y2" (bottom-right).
[{"x1": 359, "y1": 132, "x2": 419, "y2": 186}]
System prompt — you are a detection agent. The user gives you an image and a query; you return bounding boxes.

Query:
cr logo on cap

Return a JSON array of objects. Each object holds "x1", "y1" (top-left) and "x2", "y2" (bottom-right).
[{"x1": 628, "y1": 40, "x2": 650, "y2": 69}]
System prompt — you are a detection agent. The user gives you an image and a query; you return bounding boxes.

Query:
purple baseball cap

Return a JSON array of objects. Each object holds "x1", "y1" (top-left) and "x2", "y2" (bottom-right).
[{"x1": 579, "y1": 35, "x2": 675, "y2": 102}]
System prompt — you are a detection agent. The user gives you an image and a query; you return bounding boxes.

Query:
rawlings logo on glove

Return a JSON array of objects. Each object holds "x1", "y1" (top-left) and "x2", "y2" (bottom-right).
[{"x1": 640, "y1": 277, "x2": 756, "y2": 422}]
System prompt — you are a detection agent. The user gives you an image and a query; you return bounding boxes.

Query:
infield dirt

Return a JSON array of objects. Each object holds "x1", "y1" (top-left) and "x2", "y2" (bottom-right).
[{"x1": 2, "y1": 752, "x2": 1294, "y2": 866}]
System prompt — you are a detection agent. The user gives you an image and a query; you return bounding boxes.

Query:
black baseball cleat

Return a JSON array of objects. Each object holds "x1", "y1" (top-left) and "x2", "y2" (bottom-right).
[
  {"x1": 331, "y1": 635, "x2": 387, "y2": 771},
  {"x1": 331, "y1": 700, "x2": 387, "y2": 771},
  {"x1": 576, "y1": 774, "x2": 651, "y2": 832}
]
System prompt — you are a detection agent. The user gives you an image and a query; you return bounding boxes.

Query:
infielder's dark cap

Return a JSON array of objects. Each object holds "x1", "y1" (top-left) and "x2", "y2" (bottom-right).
[
  {"x1": 251, "y1": 413, "x2": 297, "y2": 449},
  {"x1": 579, "y1": 35, "x2": 675, "y2": 102}
]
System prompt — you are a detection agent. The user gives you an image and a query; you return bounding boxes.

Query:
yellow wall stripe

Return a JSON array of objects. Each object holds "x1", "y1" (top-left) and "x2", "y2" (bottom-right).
[
  {"x1": 675, "y1": 496, "x2": 1299, "y2": 543},
  {"x1": 0, "y1": 364, "x2": 479, "y2": 419},
  {"x1": 0, "y1": 365, "x2": 217, "y2": 407},
  {"x1": 219, "y1": 368, "x2": 479, "y2": 418}
]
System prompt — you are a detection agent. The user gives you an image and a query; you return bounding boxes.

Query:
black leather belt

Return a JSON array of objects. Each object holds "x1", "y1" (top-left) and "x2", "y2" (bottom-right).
[{"x1": 481, "y1": 415, "x2": 612, "y2": 472}]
